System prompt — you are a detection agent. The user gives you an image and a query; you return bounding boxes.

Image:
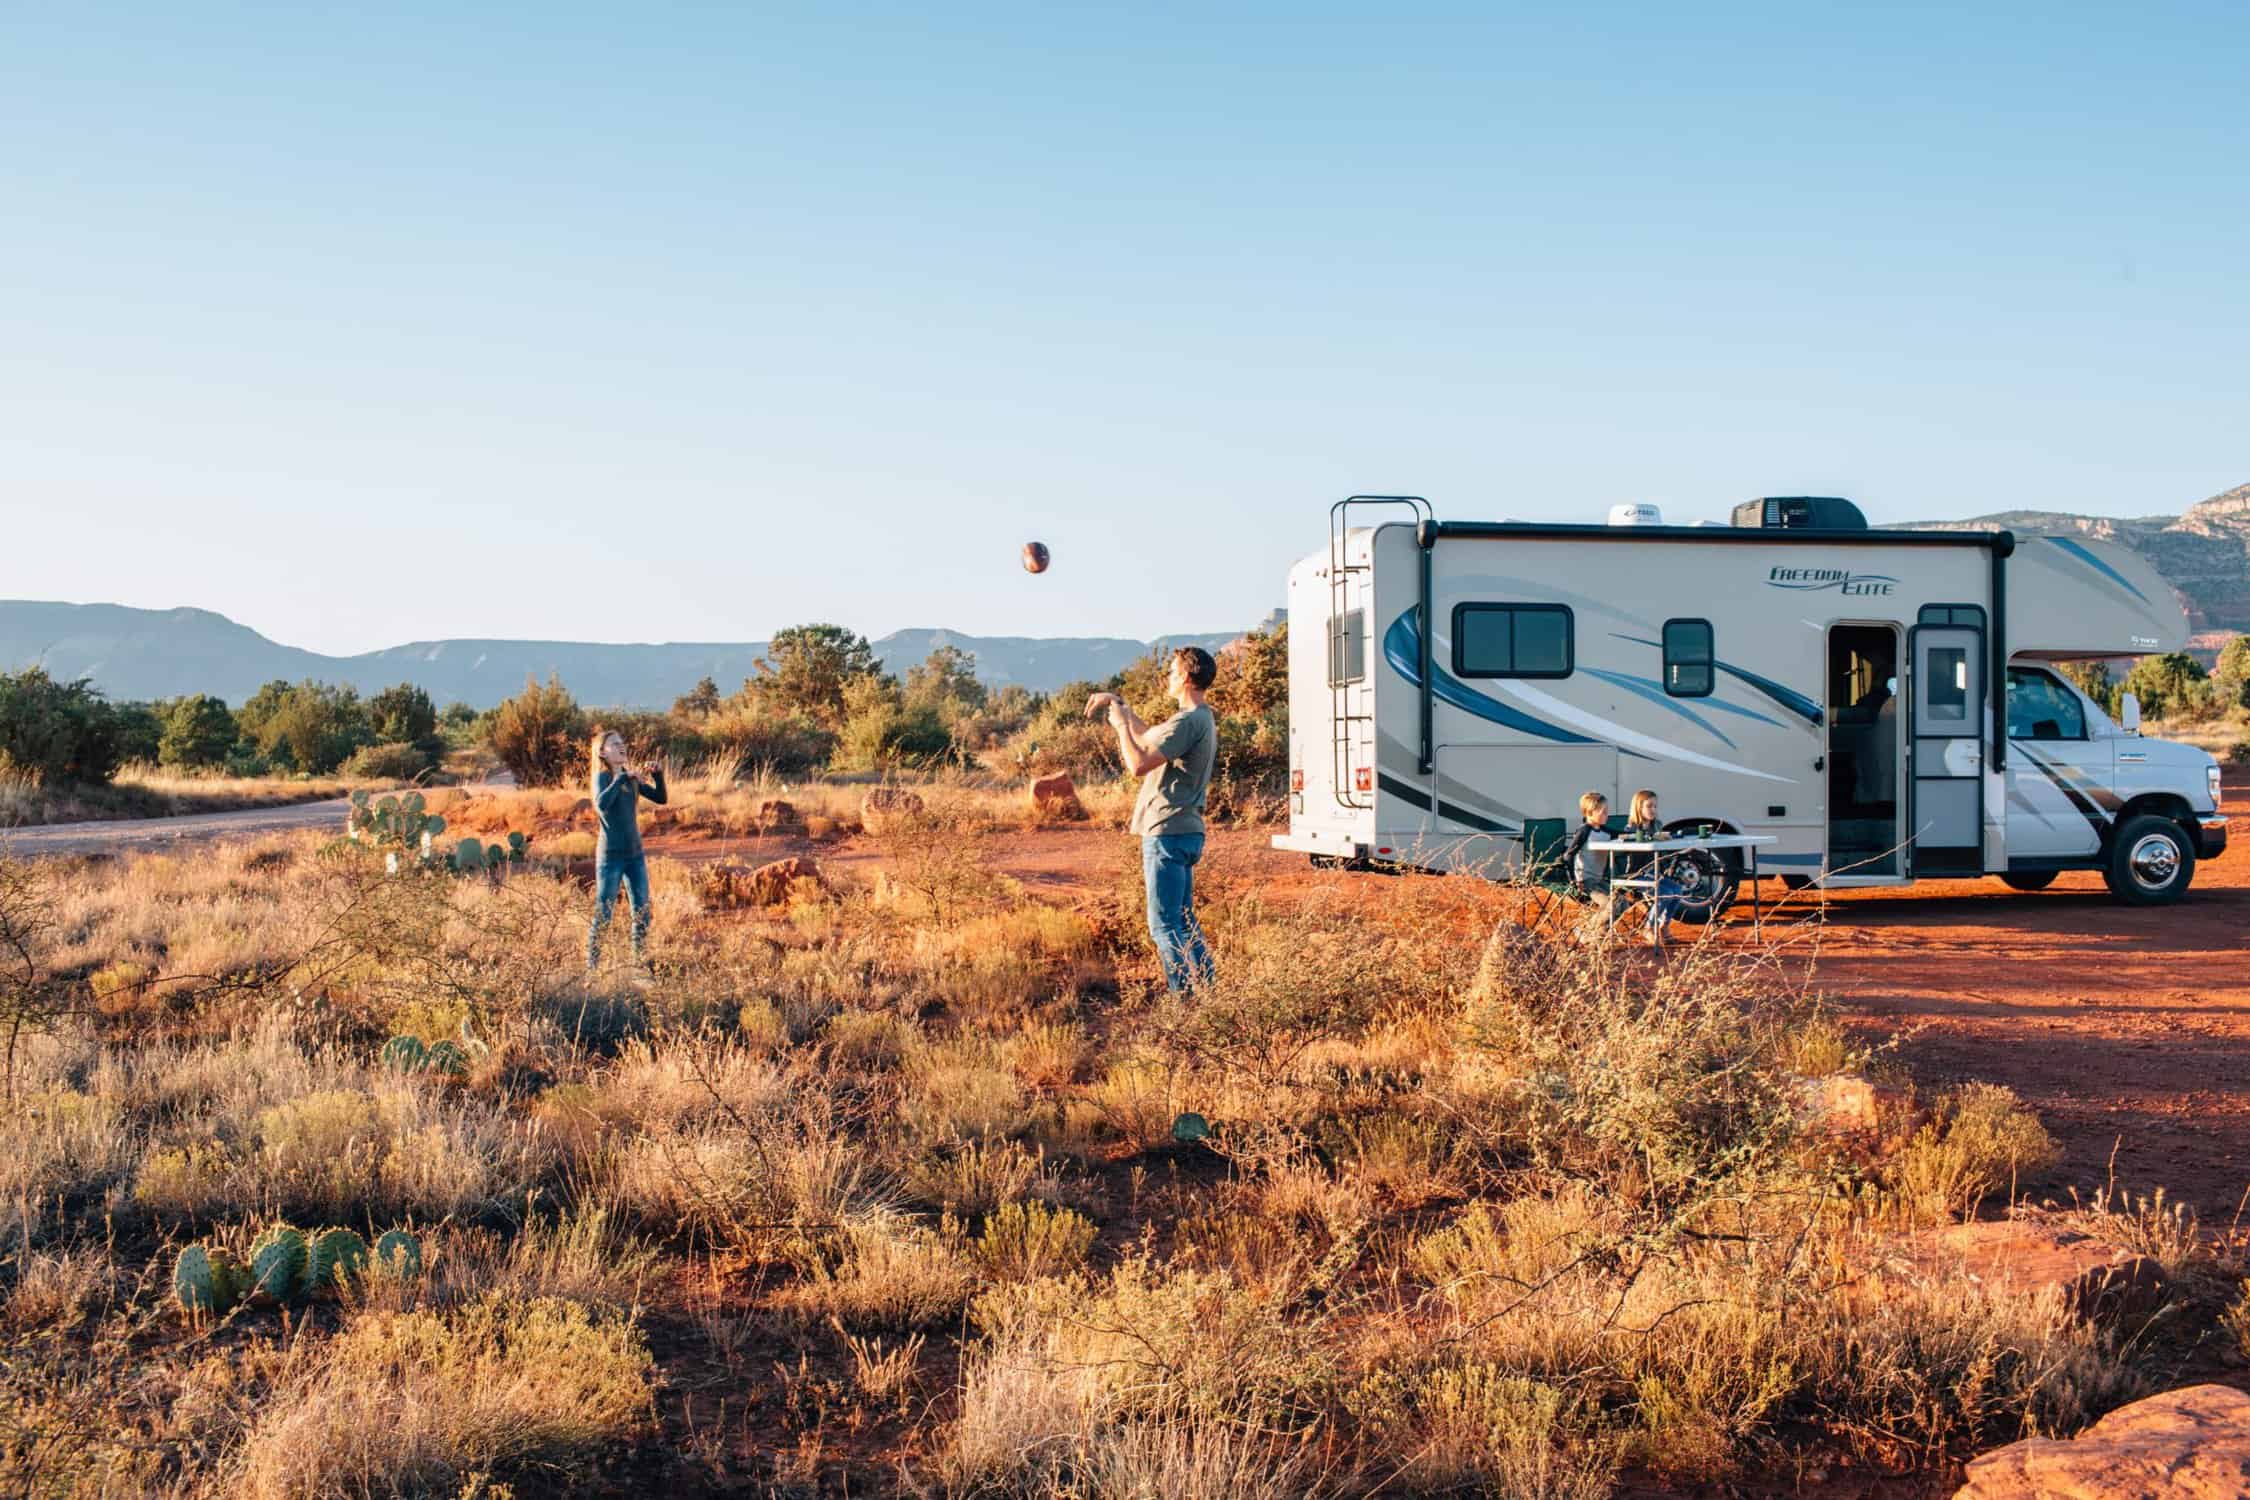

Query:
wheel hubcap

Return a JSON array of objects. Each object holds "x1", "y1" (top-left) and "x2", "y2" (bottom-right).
[{"x1": 2128, "y1": 833, "x2": 2181, "y2": 891}]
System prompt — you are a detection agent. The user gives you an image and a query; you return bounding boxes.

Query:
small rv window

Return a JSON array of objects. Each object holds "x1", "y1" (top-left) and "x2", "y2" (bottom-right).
[
  {"x1": 1453, "y1": 604, "x2": 1573, "y2": 679},
  {"x1": 1662, "y1": 619, "x2": 1713, "y2": 697},
  {"x1": 1918, "y1": 604, "x2": 1987, "y2": 630},
  {"x1": 1927, "y1": 647, "x2": 1970, "y2": 722},
  {"x1": 1327, "y1": 610, "x2": 1366, "y2": 685}
]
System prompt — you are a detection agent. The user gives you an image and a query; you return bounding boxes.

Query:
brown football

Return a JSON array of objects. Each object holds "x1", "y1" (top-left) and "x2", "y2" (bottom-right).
[{"x1": 1021, "y1": 541, "x2": 1050, "y2": 574}]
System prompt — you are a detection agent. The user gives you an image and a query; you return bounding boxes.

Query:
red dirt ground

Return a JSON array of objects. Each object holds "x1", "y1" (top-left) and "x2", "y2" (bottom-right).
[{"x1": 655, "y1": 767, "x2": 2250, "y2": 1223}]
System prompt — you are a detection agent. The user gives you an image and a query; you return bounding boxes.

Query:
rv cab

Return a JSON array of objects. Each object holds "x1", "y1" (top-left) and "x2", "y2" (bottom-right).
[{"x1": 1277, "y1": 495, "x2": 2226, "y2": 910}]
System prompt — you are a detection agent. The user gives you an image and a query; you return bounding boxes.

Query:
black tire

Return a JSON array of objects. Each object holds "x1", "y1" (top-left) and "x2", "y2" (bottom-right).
[
  {"x1": 2102, "y1": 814, "x2": 2195, "y2": 905},
  {"x1": 1999, "y1": 871, "x2": 2058, "y2": 892},
  {"x1": 1662, "y1": 847, "x2": 1738, "y2": 925},
  {"x1": 1781, "y1": 873, "x2": 1816, "y2": 892}
]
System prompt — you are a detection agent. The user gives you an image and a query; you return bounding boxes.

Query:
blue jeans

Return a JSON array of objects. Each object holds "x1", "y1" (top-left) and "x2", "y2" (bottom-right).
[
  {"x1": 587, "y1": 852, "x2": 650, "y2": 968},
  {"x1": 1648, "y1": 875, "x2": 1685, "y2": 925},
  {"x1": 1142, "y1": 833, "x2": 1214, "y2": 992}
]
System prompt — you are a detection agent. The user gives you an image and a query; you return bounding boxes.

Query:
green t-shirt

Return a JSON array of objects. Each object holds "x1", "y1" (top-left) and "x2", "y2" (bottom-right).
[{"x1": 1129, "y1": 703, "x2": 1217, "y2": 838}]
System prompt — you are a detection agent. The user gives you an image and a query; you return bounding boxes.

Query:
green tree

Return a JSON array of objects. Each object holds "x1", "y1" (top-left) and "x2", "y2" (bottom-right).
[
  {"x1": 0, "y1": 669, "x2": 131, "y2": 785},
  {"x1": 673, "y1": 676, "x2": 722, "y2": 719},
  {"x1": 752, "y1": 624, "x2": 885, "y2": 726},
  {"x1": 250, "y1": 681, "x2": 373, "y2": 773},
  {"x1": 2121, "y1": 651, "x2": 2214, "y2": 723},
  {"x1": 438, "y1": 700, "x2": 479, "y2": 730},
  {"x1": 835, "y1": 673, "x2": 949, "y2": 771},
  {"x1": 109, "y1": 703, "x2": 163, "y2": 766},
  {"x1": 2214, "y1": 635, "x2": 2250, "y2": 712},
  {"x1": 488, "y1": 675, "x2": 589, "y2": 788},
  {"x1": 1211, "y1": 623, "x2": 1286, "y2": 719},
  {"x1": 158, "y1": 693, "x2": 238, "y2": 769},
  {"x1": 904, "y1": 645, "x2": 987, "y2": 721},
  {"x1": 368, "y1": 682, "x2": 438, "y2": 743}
]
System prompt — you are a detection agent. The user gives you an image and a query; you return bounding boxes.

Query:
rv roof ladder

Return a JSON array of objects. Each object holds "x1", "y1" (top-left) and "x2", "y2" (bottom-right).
[{"x1": 1328, "y1": 496, "x2": 1431, "y2": 810}]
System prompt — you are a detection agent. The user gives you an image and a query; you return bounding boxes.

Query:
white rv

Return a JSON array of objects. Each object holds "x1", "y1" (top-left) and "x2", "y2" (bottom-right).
[{"x1": 1276, "y1": 495, "x2": 2228, "y2": 913}]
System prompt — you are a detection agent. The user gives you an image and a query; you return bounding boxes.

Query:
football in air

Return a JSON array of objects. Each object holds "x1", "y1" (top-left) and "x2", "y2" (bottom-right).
[{"x1": 1021, "y1": 541, "x2": 1051, "y2": 574}]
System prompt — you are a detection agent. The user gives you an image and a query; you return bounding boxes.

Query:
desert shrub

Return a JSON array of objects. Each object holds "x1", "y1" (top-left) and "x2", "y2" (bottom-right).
[
  {"x1": 1346, "y1": 1359, "x2": 1620, "y2": 1498},
  {"x1": 489, "y1": 674, "x2": 589, "y2": 788},
  {"x1": 973, "y1": 1201, "x2": 1096, "y2": 1281},
  {"x1": 227, "y1": 1294, "x2": 654, "y2": 1498},
  {"x1": 835, "y1": 674, "x2": 951, "y2": 772},
  {"x1": 699, "y1": 706, "x2": 836, "y2": 776},
  {"x1": 1887, "y1": 1082, "x2": 2059, "y2": 1220},
  {"x1": 749, "y1": 623, "x2": 885, "y2": 726},
  {"x1": 903, "y1": 1138, "x2": 1060, "y2": 1216},
  {"x1": 783, "y1": 1221, "x2": 974, "y2": 1332},
  {"x1": 0, "y1": 667, "x2": 135, "y2": 785},
  {"x1": 156, "y1": 693, "x2": 239, "y2": 769},
  {"x1": 340, "y1": 741, "x2": 434, "y2": 780}
]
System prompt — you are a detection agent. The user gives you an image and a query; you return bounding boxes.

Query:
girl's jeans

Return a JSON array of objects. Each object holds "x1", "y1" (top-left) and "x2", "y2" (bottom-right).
[
  {"x1": 587, "y1": 852, "x2": 651, "y2": 968},
  {"x1": 1142, "y1": 832, "x2": 1215, "y2": 993}
]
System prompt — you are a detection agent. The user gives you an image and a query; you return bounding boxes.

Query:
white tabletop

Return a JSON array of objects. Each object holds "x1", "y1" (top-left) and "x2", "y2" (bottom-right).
[{"x1": 1583, "y1": 833, "x2": 1779, "y2": 853}]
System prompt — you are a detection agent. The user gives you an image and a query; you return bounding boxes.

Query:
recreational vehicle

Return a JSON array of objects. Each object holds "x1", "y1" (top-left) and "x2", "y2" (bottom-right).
[{"x1": 1276, "y1": 495, "x2": 2228, "y2": 914}]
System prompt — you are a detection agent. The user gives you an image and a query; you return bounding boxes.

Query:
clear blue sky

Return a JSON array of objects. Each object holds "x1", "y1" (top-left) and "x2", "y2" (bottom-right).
[{"x1": 3, "y1": 2, "x2": 2244, "y2": 656}]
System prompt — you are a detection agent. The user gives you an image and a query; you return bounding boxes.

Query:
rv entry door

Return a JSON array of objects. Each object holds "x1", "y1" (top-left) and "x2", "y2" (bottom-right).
[{"x1": 1907, "y1": 625, "x2": 1984, "y2": 875}]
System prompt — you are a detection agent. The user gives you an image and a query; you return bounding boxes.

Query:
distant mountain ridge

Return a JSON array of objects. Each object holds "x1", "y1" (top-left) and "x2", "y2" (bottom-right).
[
  {"x1": 0, "y1": 601, "x2": 1250, "y2": 708},
  {"x1": 1892, "y1": 482, "x2": 2250, "y2": 639}
]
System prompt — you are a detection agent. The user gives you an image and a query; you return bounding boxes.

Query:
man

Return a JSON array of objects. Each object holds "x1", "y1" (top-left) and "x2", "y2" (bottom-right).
[{"x1": 1087, "y1": 646, "x2": 1218, "y2": 992}]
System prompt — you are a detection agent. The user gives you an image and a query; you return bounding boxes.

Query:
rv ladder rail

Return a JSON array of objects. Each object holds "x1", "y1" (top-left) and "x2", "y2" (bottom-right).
[{"x1": 1329, "y1": 496, "x2": 1430, "y2": 810}]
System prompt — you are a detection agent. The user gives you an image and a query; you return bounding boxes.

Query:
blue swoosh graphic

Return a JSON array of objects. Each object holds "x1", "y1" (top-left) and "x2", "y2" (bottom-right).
[
  {"x1": 1615, "y1": 635, "x2": 1824, "y2": 725},
  {"x1": 1383, "y1": 612, "x2": 1599, "y2": 745},
  {"x1": 2051, "y1": 537, "x2": 2150, "y2": 605},
  {"x1": 1580, "y1": 667, "x2": 1738, "y2": 749}
]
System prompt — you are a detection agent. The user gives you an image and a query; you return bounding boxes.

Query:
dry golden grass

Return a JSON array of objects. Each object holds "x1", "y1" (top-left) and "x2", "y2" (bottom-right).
[
  {"x1": 0, "y1": 763, "x2": 396, "y2": 828},
  {"x1": 0, "y1": 828, "x2": 2220, "y2": 1497}
]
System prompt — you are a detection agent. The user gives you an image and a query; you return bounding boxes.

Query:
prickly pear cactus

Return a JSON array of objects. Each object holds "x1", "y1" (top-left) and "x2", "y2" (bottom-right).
[
  {"x1": 425, "y1": 1041, "x2": 469, "y2": 1077},
  {"x1": 308, "y1": 1227, "x2": 370, "y2": 1294},
  {"x1": 174, "y1": 1244, "x2": 234, "y2": 1316},
  {"x1": 452, "y1": 838, "x2": 487, "y2": 873},
  {"x1": 248, "y1": 1225, "x2": 309, "y2": 1303},
  {"x1": 506, "y1": 831, "x2": 528, "y2": 862},
  {"x1": 372, "y1": 1228, "x2": 424, "y2": 1280},
  {"x1": 381, "y1": 1035, "x2": 430, "y2": 1071}
]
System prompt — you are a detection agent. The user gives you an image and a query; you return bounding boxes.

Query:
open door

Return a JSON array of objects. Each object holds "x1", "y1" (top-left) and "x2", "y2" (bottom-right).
[{"x1": 1907, "y1": 624, "x2": 1985, "y2": 875}]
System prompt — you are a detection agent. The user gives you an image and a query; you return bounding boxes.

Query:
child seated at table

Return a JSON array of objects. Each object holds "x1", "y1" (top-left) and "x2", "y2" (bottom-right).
[
  {"x1": 1628, "y1": 788, "x2": 1687, "y2": 947},
  {"x1": 1562, "y1": 790, "x2": 1611, "y2": 900}
]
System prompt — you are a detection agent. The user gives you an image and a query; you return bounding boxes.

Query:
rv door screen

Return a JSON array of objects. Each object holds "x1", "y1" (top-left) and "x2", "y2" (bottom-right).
[{"x1": 1907, "y1": 625, "x2": 1984, "y2": 873}]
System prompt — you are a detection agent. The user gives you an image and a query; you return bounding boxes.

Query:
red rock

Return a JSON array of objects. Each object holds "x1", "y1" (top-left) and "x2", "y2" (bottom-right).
[
  {"x1": 756, "y1": 798, "x2": 803, "y2": 831},
  {"x1": 1954, "y1": 1383, "x2": 2250, "y2": 1498},
  {"x1": 699, "y1": 857, "x2": 822, "y2": 911},
  {"x1": 1028, "y1": 773, "x2": 1088, "y2": 822},
  {"x1": 1794, "y1": 1074, "x2": 1924, "y2": 1159}
]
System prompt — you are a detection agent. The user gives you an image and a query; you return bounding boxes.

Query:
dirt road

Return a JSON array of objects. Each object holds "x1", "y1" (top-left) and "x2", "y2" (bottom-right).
[{"x1": 1, "y1": 797, "x2": 352, "y2": 856}]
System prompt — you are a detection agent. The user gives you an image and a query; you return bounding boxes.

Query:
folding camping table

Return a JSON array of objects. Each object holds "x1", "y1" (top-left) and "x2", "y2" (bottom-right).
[{"x1": 1583, "y1": 832, "x2": 1778, "y2": 938}]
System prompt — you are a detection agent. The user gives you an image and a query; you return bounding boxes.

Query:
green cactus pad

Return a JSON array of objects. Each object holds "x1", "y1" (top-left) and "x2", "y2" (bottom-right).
[
  {"x1": 308, "y1": 1227, "x2": 370, "y2": 1293},
  {"x1": 174, "y1": 1244, "x2": 231, "y2": 1316},
  {"x1": 372, "y1": 1229, "x2": 424, "y2": 1280},
  {"x1": 425, "y1": 1041, "x2": 469, "y2": 1076},
  {"x1": 424, "y1": 815, "x2": 446, "y2": 839},
  {"x1": 381, "y1": 1035, "x2": 430, "y2": 1071},
  {"x1": 248, "y1": 1226, "x2": 308, "y2": 1303},
  {"x1": 453, "y1": 839, "x2": 486, "y2": 872}
]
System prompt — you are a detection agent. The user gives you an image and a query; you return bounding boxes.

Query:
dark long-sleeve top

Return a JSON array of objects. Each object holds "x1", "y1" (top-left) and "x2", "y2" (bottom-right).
[
  {"x1": 593, "y1": 767, "x2": 667, "y2": 861},
  {"x1": 1563, "y1": 820, "x2": 1607, "y2": 893}
]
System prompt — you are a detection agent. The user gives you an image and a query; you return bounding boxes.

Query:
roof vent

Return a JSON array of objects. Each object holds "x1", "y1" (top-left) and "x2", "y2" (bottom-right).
[
  {"x1": 1729, "y1": 495, "x2": 1868, "y2": 531},
  {"x1": 1607, "y1": 503, "x2": 1665, "y2": 527}
]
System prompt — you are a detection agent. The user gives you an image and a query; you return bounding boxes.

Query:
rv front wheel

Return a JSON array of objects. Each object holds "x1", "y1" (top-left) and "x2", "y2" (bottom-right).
[{"x1": 2103, "y1": 815, "x2": 2195, "y2": 905}]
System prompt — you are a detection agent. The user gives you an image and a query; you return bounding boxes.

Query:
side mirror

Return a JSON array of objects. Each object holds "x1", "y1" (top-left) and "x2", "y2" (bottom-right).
[{"x1": 2119, "y1": 692, "x2": 2141, "y2": 735}]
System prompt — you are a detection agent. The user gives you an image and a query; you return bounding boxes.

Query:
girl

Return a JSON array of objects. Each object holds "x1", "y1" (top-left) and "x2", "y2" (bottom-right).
[
  {"x1": 586, "y1": 728, "x2": 667, "y2": 972},
  {"x1": 1627, "y1": 788, "x2": 1686, "y2": 947}
]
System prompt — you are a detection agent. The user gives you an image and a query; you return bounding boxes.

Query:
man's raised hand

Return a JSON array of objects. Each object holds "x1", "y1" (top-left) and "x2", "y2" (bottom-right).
[{"x1": 1084, "y1": 692, "x2": 1119, "y2": 720}]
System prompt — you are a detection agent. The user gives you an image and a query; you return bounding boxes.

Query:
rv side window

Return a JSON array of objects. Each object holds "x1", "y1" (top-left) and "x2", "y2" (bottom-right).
[
  {"x1": 1453, "y1": 604, "x2": 1572, "y2": 679},
  {"x1": 1918, "y1": 604, "x2": 1988, "y2": 630},
  {"x1": 1927, "y1": 647, "x2": 1971, "y2": 722},
  {"x1": 1327, "y1": 610, "x2": 1366, "y2": 685},
  {"x1": 1662, "y1": 619, "x2": 1713, "y2": 697},
  {"x1": 2006, "y1": 667, "x2": 2087, "y2": 741}
]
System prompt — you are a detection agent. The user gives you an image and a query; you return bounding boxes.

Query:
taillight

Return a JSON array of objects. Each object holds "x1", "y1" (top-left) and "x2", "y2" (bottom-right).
[
  {"x1": 1290, "y1": 769, "x2": 1305, "y2": 792},
  {"x1": 1354, "y1": 767, "x2": 1373, "y2": 793}
]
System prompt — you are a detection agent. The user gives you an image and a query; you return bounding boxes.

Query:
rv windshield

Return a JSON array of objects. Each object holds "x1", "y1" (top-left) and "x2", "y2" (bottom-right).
[{"x1": 2005, "y1": 667, "x2": 2087, "y2": 741}]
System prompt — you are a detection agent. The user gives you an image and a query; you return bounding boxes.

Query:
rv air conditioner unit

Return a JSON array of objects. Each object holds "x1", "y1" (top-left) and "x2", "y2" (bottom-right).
[
  {"x1": 1730, "y1": 495, "x2": 1868, "y2": 531},
  {"x1": 1606, "y1": 502, "x2": 1664, "y2": 527}
]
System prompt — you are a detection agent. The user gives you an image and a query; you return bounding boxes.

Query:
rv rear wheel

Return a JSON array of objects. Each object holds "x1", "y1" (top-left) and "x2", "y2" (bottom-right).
[
  {"x1": 1999, "y1": 871, "x2": 2058, "y2": 892},
  {"x1": 2102, "y1": 815, "x2": 2195, "y2": 906},
  {"x1": 1664, "y1": 847, "x2": 1737, "y2": 925}
]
